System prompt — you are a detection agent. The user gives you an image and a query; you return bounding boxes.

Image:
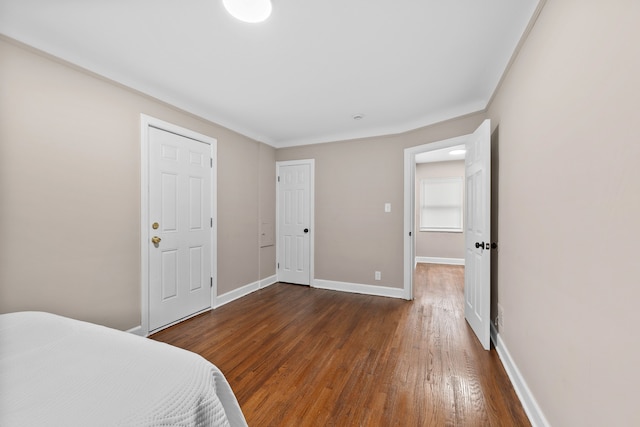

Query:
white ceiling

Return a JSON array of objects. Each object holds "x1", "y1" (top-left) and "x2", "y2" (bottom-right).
[
  {"x1": 415, "y1": 145, "x2": 465, "y2": 164},
  {"x1": 0, "y1": 0, "x2": 540, "y2": 148}
]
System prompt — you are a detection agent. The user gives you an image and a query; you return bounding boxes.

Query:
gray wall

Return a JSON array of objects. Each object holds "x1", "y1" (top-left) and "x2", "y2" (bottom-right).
[
  {"x1": 486, "y1": 1, "x2": 640, "y2": 425},
  {"x1": 276, "y1": 114, "x2": 484, "y2": 288},
  {"x1": 414, "y1": 160, "x2": 465, "y2": 260},
  {"x1": 0, "y1": 37, "x2": 276, "y2": 330}
]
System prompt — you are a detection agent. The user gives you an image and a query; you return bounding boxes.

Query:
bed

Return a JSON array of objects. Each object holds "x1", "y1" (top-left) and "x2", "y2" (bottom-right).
[{"x1": 0, "y1": 311, "x2": 248, "y2": 427}]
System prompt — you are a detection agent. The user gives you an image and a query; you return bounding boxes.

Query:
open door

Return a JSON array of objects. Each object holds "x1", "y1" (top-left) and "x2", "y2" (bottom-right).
[{"x1": 464, "y1": 119, "x2": 491, "y2": 350}]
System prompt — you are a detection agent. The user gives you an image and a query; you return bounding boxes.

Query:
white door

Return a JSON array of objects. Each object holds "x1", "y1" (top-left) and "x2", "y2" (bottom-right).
[
  {"x1": 277, "y1": 161, "x2": 312, "y2": 285},
  {"x1": 149, "y1": 127, "x2": 212, "y2": 331},
  {"x1": 464, "y1": 119, "x2": 491, "y2": 350}
]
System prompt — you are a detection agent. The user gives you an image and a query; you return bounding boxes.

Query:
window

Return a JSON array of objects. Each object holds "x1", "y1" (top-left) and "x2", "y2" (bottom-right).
[{"x1": 420, "y1": 177, "x2": 463, "y2": 232}]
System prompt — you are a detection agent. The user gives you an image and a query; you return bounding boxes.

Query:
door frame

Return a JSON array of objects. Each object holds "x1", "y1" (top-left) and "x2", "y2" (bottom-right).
[
  {"x1": 140, "y1": 114, "x2": 217, "y2": 336},
  {"x1": 403, "y1": 133, "x2": 471, "y2": 300},
  {"x1": 275, "y1": 159, "x2": 315, "y2": 286}
]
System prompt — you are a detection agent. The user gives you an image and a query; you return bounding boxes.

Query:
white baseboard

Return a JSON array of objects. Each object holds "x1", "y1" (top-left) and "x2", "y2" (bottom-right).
[
  {"x1": 490, "y1": 322, "x2": 498, "y2": 344},
  {"x1": 491, "y1": 324, "x2": 551, "y2": 427},
  {"x1": 215, "y1": 275, "x2": 277, "y2": 308},
  {"x1": 126, "y1": 325, "x2": 145, "y2": 336},
  {"x1": 215, "y1": 280, "x2": 260, "y2": 308},
  {"x1": 415, "y1": 256, "x2": 465, "y2": 265},
  {"x1": 312, "y1": 279, "x2": 405, "y2": 299},
  {"x1": 139, "y1": 277, "x2": 275, "y2": 335},
  {"x1": 260, "y1": 274, "x2": 278, "y2": 289}
]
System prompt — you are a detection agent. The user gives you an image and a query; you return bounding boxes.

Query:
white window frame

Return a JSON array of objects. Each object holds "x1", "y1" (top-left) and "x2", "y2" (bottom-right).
[{"x1": 419, "y1": 177, "x2": 463, "y2": 233}]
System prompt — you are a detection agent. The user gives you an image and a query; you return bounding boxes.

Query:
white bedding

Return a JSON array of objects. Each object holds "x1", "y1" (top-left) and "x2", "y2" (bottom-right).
[{"x1": 0, "y1": 312, "x2": 248, "y2": 427}]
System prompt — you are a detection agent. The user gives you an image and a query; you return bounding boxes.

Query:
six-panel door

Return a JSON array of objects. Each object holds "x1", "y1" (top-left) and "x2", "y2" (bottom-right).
[{"x1": 149, "y1": 127, "x2": 212, "y2": 331}]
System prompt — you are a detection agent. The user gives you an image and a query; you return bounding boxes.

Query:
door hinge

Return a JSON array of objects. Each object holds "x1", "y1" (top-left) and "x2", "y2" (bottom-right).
[
  {"x1": 277, "y1": 176, "x2": 280, "y2": 182},
  {"x1": 277, "y1": 262, "x2": 279, "y2": 269},
  {"x1": 409, "y1": 231, "x2": 412, "y2": 237},
  {"x1": 210, "y1": 158, "x2": 213, "y2": 167},
  {"x1": 210, "y1": 277, "x2": 213, "y2": 288},
  {"x1": 210, "y1": 218, "x2": 213, "y2": 228}
]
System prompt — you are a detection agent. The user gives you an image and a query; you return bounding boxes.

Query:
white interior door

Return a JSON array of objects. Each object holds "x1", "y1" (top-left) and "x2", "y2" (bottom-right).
[
  {"x1": 149, "y1": 127, "x2": 212, "y2": 331},
  {"x1": 464, "y1": 119, "x2": 491, "y2": 350},
  {"x1": 277, "y1": 161, "x2": 312, "y2": 285}
]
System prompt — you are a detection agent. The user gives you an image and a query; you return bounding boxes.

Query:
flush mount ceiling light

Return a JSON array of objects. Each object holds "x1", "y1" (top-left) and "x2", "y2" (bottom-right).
[
  {"x1": 449, "y1": 149, "x2": 466, "y2": 155},
  {"x1": 352, "y1": 114, "x2": 365, "y2": 120},
  {"x1": 223, "y1": 0, "x2": 272, "y2": 23}
]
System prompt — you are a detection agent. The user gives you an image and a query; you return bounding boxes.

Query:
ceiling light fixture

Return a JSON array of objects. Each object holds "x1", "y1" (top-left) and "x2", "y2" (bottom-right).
[
  {"x1": 352, "y1": 114, "x2": 365, "y2": 120},
  {"x1": 449, "y1": 149, "x2": 466, "y2": 155},
  {"x1": 223, "y1": 0, "x2": 272, "y2": 23}
]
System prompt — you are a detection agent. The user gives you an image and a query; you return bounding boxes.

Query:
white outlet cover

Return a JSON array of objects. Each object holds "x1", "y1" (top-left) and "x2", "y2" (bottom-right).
[{"x1": 384, "y1": 203, "x2": 391, "y2": 212}]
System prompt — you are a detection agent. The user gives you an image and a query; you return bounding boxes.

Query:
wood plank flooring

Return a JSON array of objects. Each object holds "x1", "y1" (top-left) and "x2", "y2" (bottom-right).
[{"x1": 150, "y1": 264, "x2": 530, "y2": 426}]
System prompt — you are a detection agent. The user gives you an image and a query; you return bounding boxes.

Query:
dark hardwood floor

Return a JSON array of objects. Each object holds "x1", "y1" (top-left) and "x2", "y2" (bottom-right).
[{"x1": 150, "y1": 264, "x2": 530, "y2": 426}]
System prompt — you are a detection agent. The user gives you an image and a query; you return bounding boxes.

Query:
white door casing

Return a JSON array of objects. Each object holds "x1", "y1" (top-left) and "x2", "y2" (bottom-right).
[
  {"x1": 140, "y1": 115, "x2": 217, "y2": 336},
  {"x1": 464, "y1": 119, "x2": 491, "y2": 350},
  {"x1": 276, "y1": 160, "x2": 314, "y2": 285}
]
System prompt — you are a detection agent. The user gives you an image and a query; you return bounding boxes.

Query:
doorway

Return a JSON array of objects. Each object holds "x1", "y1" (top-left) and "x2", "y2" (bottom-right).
[
  {"x1": 414, "y1": 146, "x2": 466, "y2": 266},
  {"x1": 403, "y1": 120, "x2": 492, "y2": 349},
  {"x1": 403, "y1": 134, "x2": 469, "y2": 299}
]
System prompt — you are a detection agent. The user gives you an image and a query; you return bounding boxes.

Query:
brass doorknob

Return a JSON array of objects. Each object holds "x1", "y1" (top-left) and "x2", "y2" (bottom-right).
[{"x1": 151, "y1": 236, "x2": 161, "y2": 244}]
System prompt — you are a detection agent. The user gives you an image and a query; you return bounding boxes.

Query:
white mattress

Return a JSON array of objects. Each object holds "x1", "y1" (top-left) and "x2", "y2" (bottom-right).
[{"x1": 0, "y1": 311, "x2": 248, "y2": 427}]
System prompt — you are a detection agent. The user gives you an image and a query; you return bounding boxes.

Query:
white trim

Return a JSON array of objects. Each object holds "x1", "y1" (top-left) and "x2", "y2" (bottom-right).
[
  {"x1": 312, "y1": 279, "x2": 405, "y2": 299},
  {"x1": 273, "y1": 107, "x2": 486, "y2": 149},
  {"x1": 275, "y1": 159, "x2": 315, "y2": 286},
  {"x1": 149, "y1": 307, "x2": 211, "y2": 335},
  {"x1": 415, "y1": 257, "x2": 465, "y2": 266},
  {"x1": 126, "y1": 325, "x2": 145, "y2": 336},
  {"x1": 491, "y1": 325, "x2": 551, "y2": 427},
  {"x1": 215, "y1": 280, "x2": 261, "y2": 308},
  {"x1": 260, "y1": 274, "x2": 278, "y2": 289},
  {"x1": 140, "y1": 114, "x2": 217, "y2": 337},
  {"x1": 404, "y1": 134, "x2": 471, "y2": 301},
  {"x1": 490, "y1": 322, "x2": 499, "y2": 345}
]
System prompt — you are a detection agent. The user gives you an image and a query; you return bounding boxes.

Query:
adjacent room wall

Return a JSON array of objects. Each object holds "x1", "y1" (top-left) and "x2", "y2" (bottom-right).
[
  {"x1": 487, "y1": 1, "x2": 640, "y2": 425},
  {"x1": 259, "y1": 143, "x2": 276, "y2": 280},
  {"x1": 0, "y1": 37, "x2": 275, "y2": 330},
  {"x1": 414, "y1": 160, "x2": 465, "y2": 261},
  {"x1": 276, "y1": 113, "x2": 484, "y2": 289}
]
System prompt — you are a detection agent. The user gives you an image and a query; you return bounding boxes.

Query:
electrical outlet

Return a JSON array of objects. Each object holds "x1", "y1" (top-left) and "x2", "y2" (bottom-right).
[
  {"x1": 497, "y1": 304, "x2": 504, "y2": 328},
  {"x1": 375, "y1": 271, "x2": 381, "y2": 281}
]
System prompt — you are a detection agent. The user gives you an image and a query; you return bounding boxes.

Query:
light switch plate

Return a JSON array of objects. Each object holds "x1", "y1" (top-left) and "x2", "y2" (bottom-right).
[{"x1": 384, "y1": 203, "x2": 391, "y2": 213}]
